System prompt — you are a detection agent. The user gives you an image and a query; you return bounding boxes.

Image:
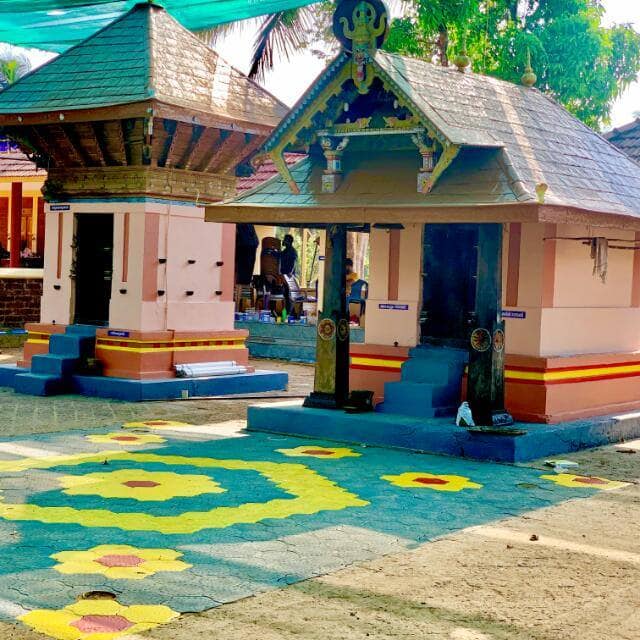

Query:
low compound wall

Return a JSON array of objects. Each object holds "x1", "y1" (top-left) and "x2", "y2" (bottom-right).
[{"x1": 0, "y1": 269, "x2": 43, "y2": 328}]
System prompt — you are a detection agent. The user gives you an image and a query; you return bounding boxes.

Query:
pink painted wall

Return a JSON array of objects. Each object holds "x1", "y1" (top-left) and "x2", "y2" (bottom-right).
[
  {"x1": 364, "y1": 224, "x2": 422, "y2": 347},
  {"x1": 505, "y1": 223, "x2": 640, "y2": 357},
  {"x1": 39, "y1": 201, "x2": 237, "y2": 335}
]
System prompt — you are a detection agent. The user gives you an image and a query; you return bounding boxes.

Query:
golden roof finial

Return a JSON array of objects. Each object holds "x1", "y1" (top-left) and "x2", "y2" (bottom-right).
[{"x1": 521, "y1": 48, "x2": 537, "y2": 87}]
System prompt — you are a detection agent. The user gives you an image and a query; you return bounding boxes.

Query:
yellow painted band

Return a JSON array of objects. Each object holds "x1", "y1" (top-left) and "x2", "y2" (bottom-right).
[
  {"x1": 96, "y1": 344, "x2": 246, "y2": 354},
  {"x1": 0, "y1": 451, "x2": 368, "y2": 534},
  {"x1": 26, "y1": 339, "x2": 49, "y2": 345},
  {"x1": 350, "y1": 356, "x2": 403, "y2": 369}
]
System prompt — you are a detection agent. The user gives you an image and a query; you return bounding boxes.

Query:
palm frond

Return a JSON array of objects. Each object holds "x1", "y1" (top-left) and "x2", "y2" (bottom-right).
[{"x1": 249, "y1": 8, "x2": 314, "y2": 79}]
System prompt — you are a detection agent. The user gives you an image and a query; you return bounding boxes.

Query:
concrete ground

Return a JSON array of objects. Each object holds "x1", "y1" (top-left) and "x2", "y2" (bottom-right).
[{"x1": 0, "y1": 346, "x2": 638, "y2": 640}]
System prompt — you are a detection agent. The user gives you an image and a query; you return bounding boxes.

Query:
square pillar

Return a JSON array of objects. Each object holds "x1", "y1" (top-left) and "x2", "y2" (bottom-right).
[
  {"x1": 304, "y1": 223, "x2": 349, "y2": 409},
  {"x1": 9, "y1": 182, "x2": 22, "y2": 268},
  {"x1": 467, "y1": 224, "x2": 513, "y2": 426}
]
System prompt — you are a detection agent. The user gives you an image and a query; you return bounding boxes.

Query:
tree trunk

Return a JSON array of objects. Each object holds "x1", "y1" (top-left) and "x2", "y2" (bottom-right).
[{"x1": 437, "y1": 25, "x2": 449, "y2": 66}]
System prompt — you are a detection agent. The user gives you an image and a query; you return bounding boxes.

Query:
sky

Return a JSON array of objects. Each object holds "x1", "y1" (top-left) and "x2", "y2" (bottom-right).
[{"x1": 18, "y1": 0, "x2": 640, "y2": 130}]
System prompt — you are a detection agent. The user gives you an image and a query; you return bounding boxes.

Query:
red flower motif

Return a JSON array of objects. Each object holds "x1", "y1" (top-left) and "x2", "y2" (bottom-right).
[{"x1": 72, "y1": 614, "x2": 133, "y2": 633}]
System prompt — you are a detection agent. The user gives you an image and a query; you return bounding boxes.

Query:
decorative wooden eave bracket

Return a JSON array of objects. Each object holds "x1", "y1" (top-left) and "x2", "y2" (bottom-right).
[{"x1": 411, "y1": 131, "x2": 460, "y2": 194}]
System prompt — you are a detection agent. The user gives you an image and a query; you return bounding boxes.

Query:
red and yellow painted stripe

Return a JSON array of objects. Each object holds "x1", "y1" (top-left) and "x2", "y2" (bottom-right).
[
  {"x1": 349, "y1": 353, "x2": 409, "y2": 373},
  {"x1": 96, "y1": 337, "x2": 246, "y2": 354},
  {"x1": 506, "y1": 361, "x2": 640, "y2": 385},
  {"x1": 25, "y1": 331, "x2": 52, "y2": 346}
]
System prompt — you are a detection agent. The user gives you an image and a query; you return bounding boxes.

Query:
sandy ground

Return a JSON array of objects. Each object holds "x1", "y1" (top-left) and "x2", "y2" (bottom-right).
[{"x1": 0, "y1": 346, "x2": 638, "y2": 640}]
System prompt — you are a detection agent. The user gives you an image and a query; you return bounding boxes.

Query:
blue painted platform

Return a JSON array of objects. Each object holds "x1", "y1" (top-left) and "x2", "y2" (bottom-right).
[
  {"x1": 0, "y1": 364, "x2": 288, "y2": 401},
  {"x1": 247, "y1": 401, "x2": 640, "y2": 462},
  {"x1": 235, "y1": 321, "x2": 364, "y2": 363}
]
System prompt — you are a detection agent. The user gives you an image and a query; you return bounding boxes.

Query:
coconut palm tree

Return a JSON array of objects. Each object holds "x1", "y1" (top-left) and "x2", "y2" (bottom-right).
[{"x1": 198, "y1": 6, "x2": 316, "y2": 80}]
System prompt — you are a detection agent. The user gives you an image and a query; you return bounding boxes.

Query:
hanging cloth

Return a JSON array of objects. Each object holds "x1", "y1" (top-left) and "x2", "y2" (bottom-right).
[{"x1": 590, "y1": 237, "x2": 608, "y2": 283}]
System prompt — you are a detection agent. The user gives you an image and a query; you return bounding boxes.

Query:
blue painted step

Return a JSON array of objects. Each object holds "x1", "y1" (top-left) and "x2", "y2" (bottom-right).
[
  {"x1": 377, "y1": 346, "x2": 468, "y2": 419},
  {"x1": 64, "y1": 324, "x2": 100, "y2": 337},
  {"x1": 13, "y1": 373, "x2": 68, "y2": 396},
  {"x1": 49, "y1": 333, "x2": 95, "y2": 358},
  {"x1": 31, "y1": 353, "x2": 79, "y2": 376},
  {"x1": 13, "y1": 324, "x2": 98, "y2": 397}
]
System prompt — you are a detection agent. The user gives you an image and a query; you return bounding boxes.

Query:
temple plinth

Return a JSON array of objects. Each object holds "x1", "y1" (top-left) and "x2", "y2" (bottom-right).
[
  {"x1": 0, "y1": 2, "x2": 288, "y2": 395},
  {"x1": 207, "y1": 0, "x2": 640, "y2": 451}
]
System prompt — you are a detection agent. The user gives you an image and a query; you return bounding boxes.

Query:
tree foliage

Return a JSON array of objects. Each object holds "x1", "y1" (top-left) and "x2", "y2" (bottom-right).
[
  {"x1": 0, "y1": 45, "x2": 31, "y2": 87},
  {"x1": 383, "y1": 0, "x2": 640, "y2": 129}
]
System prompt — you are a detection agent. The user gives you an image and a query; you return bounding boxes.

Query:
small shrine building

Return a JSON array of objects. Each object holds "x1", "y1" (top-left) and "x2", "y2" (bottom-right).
[
  {"x1": 208, "y1": 0, "x2": 640, "y2": 431},
  {"x1": 0, "y1": 2, "x2": 288, "y2": 397}
]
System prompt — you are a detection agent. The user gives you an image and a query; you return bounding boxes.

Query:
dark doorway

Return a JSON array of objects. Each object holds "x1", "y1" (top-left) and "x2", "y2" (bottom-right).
[
  {"x1": 74, "y1": 213, "x2": 114, "y2": 326},
  {"x1": 421, "y1": 224, "x2": 479, "y2": 347}
]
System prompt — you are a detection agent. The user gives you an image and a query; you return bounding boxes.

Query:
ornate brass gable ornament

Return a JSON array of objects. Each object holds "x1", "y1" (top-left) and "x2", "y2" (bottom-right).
[{"x1": 333, "y1": 0, "x2": 389, "y2": 94}]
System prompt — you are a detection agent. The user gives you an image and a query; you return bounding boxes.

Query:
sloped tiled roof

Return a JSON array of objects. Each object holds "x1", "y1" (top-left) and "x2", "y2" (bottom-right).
[
  {"x1": 238, "y1": 50, "x2": 640, "y2": 221},
  {"x1": 237, "y1": 153, "x2": 306, "y2": 192},
  {"x1": 604, "y1": 119, "x2": 640, "y2": 164},
  {"x1": 0, "y1": 152, "x2": 45, "y2": 177},
  {"x1": 233, "y1": 148, "x2": 519, "y2": 208},
  {"x1": 0, "y1": 3, "x2": 288, "y2": 129}
]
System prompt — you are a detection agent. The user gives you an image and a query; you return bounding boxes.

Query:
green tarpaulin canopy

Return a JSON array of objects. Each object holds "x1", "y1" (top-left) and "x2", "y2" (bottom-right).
[{"x1": 0, "y1": 0, "x2": 316, "y2": 52}]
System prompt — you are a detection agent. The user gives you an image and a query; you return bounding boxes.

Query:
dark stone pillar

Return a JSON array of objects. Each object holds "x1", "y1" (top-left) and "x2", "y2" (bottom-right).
[
  {"x1": 9, "y1": 182, "x2": 22, "y2": 268},
  {"x1": 467, "y1": 224, "x2": 513, "y2": 427},
  {"x1": 304, "y1": 223, "x2": 349, "y2": 409}
]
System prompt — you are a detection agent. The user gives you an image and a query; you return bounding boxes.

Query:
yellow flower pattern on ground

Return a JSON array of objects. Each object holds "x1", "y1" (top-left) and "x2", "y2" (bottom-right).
[
  {"x1": 276, "y1": 445, "x2": 361, "y2": 459},
  {"x1": 86, "y1": 433, "x2": 167, "y2": 446},
  {"x1": 382, "y1": 472, "x2": 483, "y2": 492},
  {"x1": 0, "y1": 451, "x2": 368, "y2": 534},
  {"x1": 540, "y1": 473, "x2": 630, "y2": 491},
  {"x1": 51, "y1": 545, "x2": 191, "y2": 580},
  {"x1": 20, "y1": 598, "x2": 178, "y2": 640},
  {"x1": 122, "y1": 420, "x2": 193, "y2": 430},
  {"x1": 59, "y1": 469, "x2": 226, "y2": 502}
]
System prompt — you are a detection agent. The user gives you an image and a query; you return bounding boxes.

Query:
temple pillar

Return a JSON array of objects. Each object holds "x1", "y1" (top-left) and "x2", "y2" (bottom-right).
[
  {"x1": 9, "y1": 182, "x2": 22, "y2": 267},
  {"x1": 304, "y1": 223, "x2": 349, "y2": 409},
  {"x1": 467, "y1": 223, "x2": 513, "y2": 426}
]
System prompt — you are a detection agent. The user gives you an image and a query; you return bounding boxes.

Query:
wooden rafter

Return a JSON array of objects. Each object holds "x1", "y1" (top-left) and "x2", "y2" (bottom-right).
[
  {"x1": 204, "y1": 131, "x2": 244, "y2": 173},
  {"x1": 224, "y1": 133, "x2": 264, "y2": 174},
  {"x1": 176, "y1": 125, "x2": 204, "y2": 169},
  {"x1": 156, "y1": 119, "x2": 177, "y2": 167},
  {"x1": 72, "y1": 122, "x2": 106, "y2": 167},
  {"x1": 101, "y1": 120, "x2": 127, "y2": 166},
  {"x1": 62, "y1": 124, "x2": 95, "y2": 167},
  {"x1": 48, "y1": 124, "x2": 84, "y2": 167},
  {"x1": 186, "y1": 127, "x2": 220, "y2": 171},
  {"x1": 27, "y1": 126, "x2": 61, "y2": 166},
  {"x1": 91, "y1": 122, "x2": 111, "y2": 165},
  {"x1": 164, "y1": 122, "x2": 192, "y2": 169}
]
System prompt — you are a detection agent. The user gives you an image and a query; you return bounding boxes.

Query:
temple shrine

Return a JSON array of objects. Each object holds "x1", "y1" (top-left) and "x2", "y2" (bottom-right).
[
  {"x1": 207, "y1": 0, "x2": 640, "y2": 459},
  {"x1": 0, "y1": 1, "x2": 287, "y2": 398}
]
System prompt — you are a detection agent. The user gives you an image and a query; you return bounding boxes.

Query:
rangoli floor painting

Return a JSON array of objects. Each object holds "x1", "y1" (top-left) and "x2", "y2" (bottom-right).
[{"x1": 0, "y1": 419, "x2": 628, "y2": 639}]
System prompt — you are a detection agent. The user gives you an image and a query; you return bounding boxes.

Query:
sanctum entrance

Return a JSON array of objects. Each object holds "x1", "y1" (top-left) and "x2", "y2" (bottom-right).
[
  {"x1": 73, "y1": 213, "x2": 114, "y2": 326},
  {"x1": 421, "y1": 224, "x2": 479, "y2": 347}
]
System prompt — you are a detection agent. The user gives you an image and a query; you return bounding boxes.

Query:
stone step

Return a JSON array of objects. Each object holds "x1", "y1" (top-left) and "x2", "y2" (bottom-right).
[
  {"x1": 13, "y1": 373, "x2": 67, "y2": 396},
  {"x1": 408, "y1": 346, "x2": 468, "y2": 363},
  {"x1": 49, "y1": 333, "x2": 95, "y2": 358},
  {"x1": 30, "y1": 353, "x2": 78, "y2": 376},
  {"x1": 378, "y1": 381, "x2": 457, "y2": 418},
  {"x1": 400, "y1": 358, "x2": 465, "y2": 385},
  {"x1": 64, "y1": 324, "x2": 99, "y2": 337}
]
